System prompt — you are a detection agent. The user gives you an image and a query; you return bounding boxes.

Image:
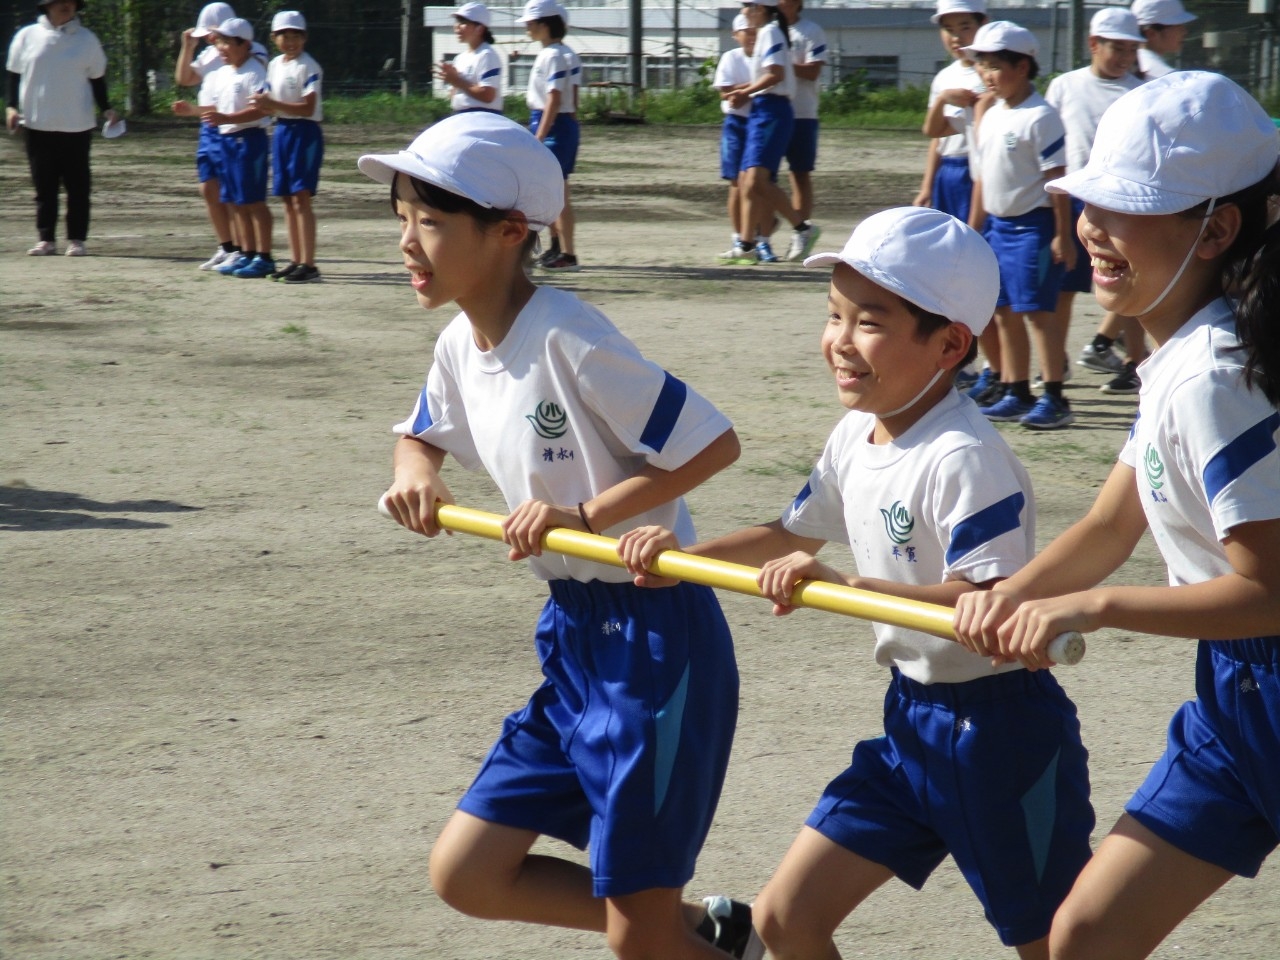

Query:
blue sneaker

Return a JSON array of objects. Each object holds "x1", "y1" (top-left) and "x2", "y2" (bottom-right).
[
  {"x1": 980, "y1": 392, "x2": 1035, "y2": 421},
  {"x1": 231, "y1": 254, "x2": 276, "y2": 279},
  {"x1": 1020, "y1": 393, "x2": 1075, "y2": 430},
  {"x1": 755, "y1": 239, "x2": 780, "y2": 264},
  {"x1": 213, "y1": 251, "x2": 245, "y2": 275},
  {"x1": 965, "y1": 367, "x2": 998, "y2": 401},
  {"x1": 955, "y1": 365, "x2": 979, "y2": 389}
]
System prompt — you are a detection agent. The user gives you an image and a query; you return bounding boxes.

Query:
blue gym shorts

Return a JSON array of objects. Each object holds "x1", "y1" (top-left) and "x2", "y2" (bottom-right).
[
  {"x1": 986, "y1": 207, "x2": 1066, "y2": 314},
  {"x1": 720, "y1": 113, "x2": 748, "y2": 182},
  {"x1": 457, "y1": 578, "x2": 739, "y2": 898},
  {"x1": 195, "y1": 121, "x2": 224, "y2": 184},
  {"x1": 1126, "y1": 637, "x2": 1280, "y2": 878},
  {"x1": 785, "y1": 117, "x2": 819, "y2": 174},
  {"x1": 272, "y1": 118, "x2": 324, "y2": 197},
  {"x1": 805, "y1": 667, "x2": 1094, "y2": 947},
  {"x1": 741, "y1": 94, "x2": 794, "y2": 178},
  {"x1": 933, "y1": 155, "x2": 974, "y2": 223},
  {"x1": 218, "y1": 127, "x2": 270, "y2": 205},
  {"x1": 528, "y1": 110, "x2": 580, "y2": 178},
  {"x1": 1060, "y1": 198, "x2": 1093, "y2": 294}
]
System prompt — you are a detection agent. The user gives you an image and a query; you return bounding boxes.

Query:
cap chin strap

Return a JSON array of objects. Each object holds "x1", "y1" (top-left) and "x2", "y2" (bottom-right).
[
  {"x1": 1135, "y1": 197, "x2": 1216, "y2": 318},
  {"x1": 880, "y1": 368, "x2": 947, "y2": 419}
]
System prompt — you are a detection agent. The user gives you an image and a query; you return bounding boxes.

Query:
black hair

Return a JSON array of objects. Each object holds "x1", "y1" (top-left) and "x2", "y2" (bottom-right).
[
  {"x1": 534, "y1": 15, "x2": 566, "y2": 40},
  {"x1": 1203, "y1": 172, "x2": 1280, "y2": 404},
  {"x1": 759, "y1": 6, "x2": 792, "y2": 46},
  {"x1": 903, "y1": 301, "x2": 980, "y2": 370},
  {"x1": 39, "y1": 0, "x2": 85, "y2": 10},
  {"x1": 983, "y1": 48, "x2": 1038, "y2": 80},
  {"x1": 390, "y1": 172, "x2": 540, "y2": 261},
  {"x1": 456, "y1": 17, "x2": 496, "y2": 45}
]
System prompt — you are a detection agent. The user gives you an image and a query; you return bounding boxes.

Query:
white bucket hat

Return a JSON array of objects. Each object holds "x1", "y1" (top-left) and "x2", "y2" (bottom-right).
[
  {"x1": 961, "y1": 20, "x2": 1038, "y2": 60},
  {"x1": 192, "y1": 2, "x2": 235, "y2": 38},
  {"x1": 1046, "y1": 71, "x2": 1280, "y2": 215},
  {"x1": 805, "y1": 207, "x2": 999, "y2": 334},
  {"x1": 732, "y1": 12, "x2": 750, "y2": 31},
  {"x1": 931, "y1": 0, "x2": 987, "y2": 25},
  {"x1": 517, "y1": 0, "x2": 561, "y2": 22},
  {"x1": 1090, "y1": 8, "x2": 1144, "y2": 43},
  {"x1": 213, "y1": 17, "x2": 254, "y2": 41},
  {"x1": 270, "y1": 10, "x2": 307, "y2": 33},
  {"x1": 358, "y1": 113, "x2": 565, "y2": 229},
  {"x1": 1131, "y1": 0, "x2": 1197, "y2": 27},
  {"x1": 454, "y1": 2, "x2": 491, "y2": 26}
]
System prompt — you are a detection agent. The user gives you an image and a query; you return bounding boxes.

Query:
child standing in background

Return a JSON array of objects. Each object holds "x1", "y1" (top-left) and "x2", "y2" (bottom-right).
[
  {"x1": 252, "y1": 10, "x2": 324, "y2": 283},
  {"x1": 714, "y1": 13, "x2": 756, "y2": 264},
  {"x1": 437, "y1": 2, "x2": 503, "y2": 115}
]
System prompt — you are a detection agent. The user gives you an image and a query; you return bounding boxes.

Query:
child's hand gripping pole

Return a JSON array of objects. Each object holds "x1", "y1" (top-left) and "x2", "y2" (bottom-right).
[{"x1": 377, "y1": 497, "x2": 1086, "y2": 666}]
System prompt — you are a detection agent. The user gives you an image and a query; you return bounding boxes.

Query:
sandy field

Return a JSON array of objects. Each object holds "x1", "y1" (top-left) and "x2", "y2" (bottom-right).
[{"x1": 2, "y1": 120, "x2": 1276, "y2": 959}]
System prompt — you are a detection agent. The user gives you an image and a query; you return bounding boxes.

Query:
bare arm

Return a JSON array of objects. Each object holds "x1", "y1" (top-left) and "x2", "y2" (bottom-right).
[
  {"x1": 914, "y1": 138, "x2": 940, "y2": 207},
  {"x1": 1047, "y1": 171, "x2": 1076, "y2": 269},
  {"x1": 251, "y1": 89, "x2": 317, "y2": 117},
  {"x1": 174, "y1": 31, "x2": 203, "y2": 88},
  {"x1": 794, "y1": 60, "x2": 823, "y2": 82},
  {"x1": 381, "y1": 436, "x2": 455, "y2": 537}
]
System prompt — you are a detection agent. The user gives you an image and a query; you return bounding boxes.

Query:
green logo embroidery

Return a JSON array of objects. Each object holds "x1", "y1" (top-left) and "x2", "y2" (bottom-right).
[
  {"x1": 880, "y1": 501, "x2": 914, "y2": 544},
  {"x1": 526, "y1": 400, "x2": 568, "y2": 439},
  {"x1": 1144, "y1": 444, "x2": 1165, "y2": 490}
]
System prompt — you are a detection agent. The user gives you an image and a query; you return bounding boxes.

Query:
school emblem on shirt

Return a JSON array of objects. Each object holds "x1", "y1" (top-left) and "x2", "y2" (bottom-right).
[
  {"x1": 1004, "y1": 132, "x2": 1018, "y2": 150},
  {"x1": 526, "y1": 400, "x2": 568, "y2": 439},
  {"x1": 880, "y1": 501, "x2": 915, "y2": 544}
]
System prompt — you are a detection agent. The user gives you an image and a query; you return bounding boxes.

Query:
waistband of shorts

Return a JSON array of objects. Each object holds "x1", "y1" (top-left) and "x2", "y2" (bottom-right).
[
  {"x1": 275, "y1": 117, "x2": 318, "y2": 125},
  {"x1": 755, "y1": 93, "x2": 789, "y2": 102},
  {"x1": 940, "y1": 155, "x2": 969, "y2": 165},
  {"x1": 548, "y1": 577, "x2": 706, "y2": 609},
  {"x1": 221, "y1": 126, "x2": 267, "y2": 138},
  {"x1": 889, "y1": 664, "x2": 1057, "y2": 707},
  {"x1": 1207, "y1": 636, "x2": 1280, "y2": 665}
]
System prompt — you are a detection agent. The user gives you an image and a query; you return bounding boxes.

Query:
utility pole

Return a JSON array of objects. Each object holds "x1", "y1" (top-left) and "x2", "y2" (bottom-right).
[
  {"x1": 673, "y1": 0, "x2": 681, "y2": 89},
  {"x1": 630, "y1": 0, "x2": 643, "y2": 89},
  {"x1": 402, "y1": 0, "x2": 412, "y2": 98}
]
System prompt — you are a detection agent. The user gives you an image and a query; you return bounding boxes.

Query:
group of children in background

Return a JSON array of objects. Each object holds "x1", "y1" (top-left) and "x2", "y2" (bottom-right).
[{"x1": 173, "y1": 2, "x2": 324, "y2": 283}]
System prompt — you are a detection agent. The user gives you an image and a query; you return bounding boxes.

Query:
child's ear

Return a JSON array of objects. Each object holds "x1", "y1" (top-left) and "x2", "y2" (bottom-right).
[
  {"x1": 938, "y1": 323, "x2": 974, "y2": 370},
  {"x1": 1197, "y1": 203, "x2": 1243, "y2": 261},
  {"x1": 498, "y1": 214, "x2": 531, "y2": 248}
]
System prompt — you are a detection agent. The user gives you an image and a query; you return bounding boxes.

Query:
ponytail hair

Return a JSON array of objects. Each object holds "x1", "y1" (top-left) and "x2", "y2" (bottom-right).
[
  {"x1": 761, "y1": 6, "x2": 791, "y2": 46},
  {"x1": 1222, "y1": 170, "x2": 1280, "y2": 404},
  {"x1": 482, "y1": 26, "x2": 496, "y2": 44}
]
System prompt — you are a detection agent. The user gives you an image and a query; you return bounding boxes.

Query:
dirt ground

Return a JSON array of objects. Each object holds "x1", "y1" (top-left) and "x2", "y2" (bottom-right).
[{"x1": 2, "y1": 120, "x2": 1276, "y2": 960}]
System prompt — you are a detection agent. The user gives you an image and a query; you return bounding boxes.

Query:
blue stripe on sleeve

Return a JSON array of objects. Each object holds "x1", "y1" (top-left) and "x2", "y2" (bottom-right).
[
  {"x1": 1203, "y1": 412, "x2": 1280, "y2": 504},
  {"x1": 639, "y1": 372, "x2": 687, "y2": 453},
  {"x1": 306, "y1": 72, "x2": 319, "y2": 85},
  {"x1": 812, "y1": 44, "x2": 827, "y2": 56},
  {"x1": 945, "y1": 491, "x2": 1026, "y2": 567},
  {"x1": 791, "y1": 480, "x2": 813, "y2": 511},
  {"x1": 764, "y1": 42, "x2": 784, "y2": 57},
  {"x1": 410, "y1": 386, "x2": 434, "y2": 435},
  {"x1": 549, "y1": 69, "x2": 567, "y2": 81},
  {"x1": 1040, "y1": 135, "x2": 1065, "y2": 161},
  {"x1": 480, "y1": 67, "x2": 501, "y2": 80}
]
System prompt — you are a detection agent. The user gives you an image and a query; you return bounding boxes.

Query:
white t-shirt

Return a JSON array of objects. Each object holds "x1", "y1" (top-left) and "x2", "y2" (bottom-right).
[
  {"x1": 6, "y1": 15, "x2": 106, "y2": 133},
  {"x1": 526, "y1": 44, "x2": 571, "y2": 111},
  {"x1": 1137, "y1": 47, "x2": 1173, "y2": 78},
  {"x1": 1044, "y1": 66, "x2": 1143, "y2": 174},
  {"x1": 192, "y1": 45, "x2": 225, "y2": 108},
  {"x1": 1119, "y1": 299, "x2": 1280, "y2": 589},
  {"x1": 209, "y1": 57, "x2": 270, "y2": 133},
  {"x1": 930, "y1": 59, "x2": 985, "y2": 159},
  {"x1": 973, "y1": 90, "x2": 1066, "y2": 219},
  {"x1": 267, "y1": 51, "x2": 323, "y2": 122},
  {"x1": 394, "y1": 286, "x2": 734, "y2": 583},
  {"x1": 750, "y1": 21, "x2": 794, "y2": 100},
  {"x1": 714, "y1": 47, "x2": 752, "y2": 118},
  {"x1": 558, "y1": 42, "x2": 582, "y2": 112},
  {"x1": 788, "y1": 16, "x2": 827, "y2": 120},
  {"x1": 781, "y1": 389, "x2": 1035, "y2": 684},
  {"x1": 450, "y1": 42, "x2": 503, "y2": 112}
]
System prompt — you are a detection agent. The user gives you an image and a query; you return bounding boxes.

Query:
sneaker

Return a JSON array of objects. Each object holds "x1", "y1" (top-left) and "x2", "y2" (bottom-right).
[
  {"x1": 270, "y1": 261, "x2": 300, "y2": 281},
  {"x1": 965, "y1": 367, "x2": 999, "y2": 402},
  {"x1": 755, "y1": 239, "x2": 780, "y2": 264},
  {"x1": 1021, "y1": 393, "x2": 1075, "y2": 430},
  {"x1": 718, "y1": 243, "x2": 749, "y2": 263},
  {"x1": 955, "y1": 365, "x2": 980, "y2": 389},
  {"x1": 65, "y1": 240, "x2": 87, "y2": 257},
  {"x1": 785, "y1": 223, "x2": 822, "y2": 262},
  {"x1": 283, "y1": 264, "x2": 321, "y2": 284},
  {"x1": 697, "y1": 896, "x2": 764, "y2": 960},
  {"x1": 231, "y1": 254, "x2": 276, "y2": 278},
  {"x1": 1077, "y1": 342, "x2": 1125, "y2": 374},
  {"x1": 213, "y1": 252, "x2": 246, "y2": 275},
  {"x1": 721, "y1": 244, "x2": 757, "y2": 265},
  {"x1": 542, "y1": 252, "x2": 580, "y2": 272},
  {"x1": 1100, "y1": 361, "x2": 1141, "y2": 395},
  {"x1": 199, "y1": 247, "x2": 234, "y2": 271},
  {"x1": 980, "y1": 392, "x2": 1035, "y2": 422},
  {"x1": 28, "y1": 240, "x2": 56, "y2": 256}
]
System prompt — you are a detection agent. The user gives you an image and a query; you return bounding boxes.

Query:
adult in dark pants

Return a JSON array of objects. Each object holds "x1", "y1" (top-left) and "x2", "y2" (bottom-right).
[{"x1": 5, "y1": 0, "x2": 118, "y2": 257}]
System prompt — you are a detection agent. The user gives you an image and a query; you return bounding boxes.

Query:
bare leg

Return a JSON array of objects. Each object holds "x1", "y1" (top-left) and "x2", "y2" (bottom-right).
[
  {"x1": 742, "y1": 166, "x2": 799, "y2": 242},
  {"x1": 282, "y1": 194, "x2": 301, "y2": 264},
  {"x1": 727, "y1": 178, "x2": 742, "y2": 237},
  {"x1": 753, "y1": 826, "x2": 894, "y2": 960},
  {"x1": 246, "y1": 201, "x2": 273, "y2": 257},
  {"x1": 1029, "y1": 307, "x2": 1069, "y2": 384},
  {"x1": 606, "y1": 887, "x2": 736, "y2": 960},
  {"x1": 1050, "y1": 814, "x2": 1232, "y2": 960},
  {"x1": 556, "y1": 179, "x2": 575, "y2": 255},
  {"x1": 200, "y1": 177, "x2": 232, "y2": 244},
  {"x1": 978, "y1": 322, "x2": 1002, "y2": 373},
  {"x1": 789, "y1": 169, "x2": 813, "y2": 222},
  {"x1": 995, "y1": 306, "x2": 1031, "y2": 384}
]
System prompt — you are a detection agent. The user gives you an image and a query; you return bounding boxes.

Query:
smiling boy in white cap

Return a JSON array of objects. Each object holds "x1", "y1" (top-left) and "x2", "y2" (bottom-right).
[{"x1": 621, "y1": 206, "x2": 1094, "y2": 960}]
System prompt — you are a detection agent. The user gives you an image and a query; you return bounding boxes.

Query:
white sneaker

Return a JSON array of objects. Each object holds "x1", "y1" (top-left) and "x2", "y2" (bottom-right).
[
  {"x1": 28, "y1": 240, "x2": 56, "y2": 256},
  {"x1": 65, "y1": 240, "x2": 87, "y2": 257},
  {"x1": 199, "y1": 247, "x2": 233, "y2": 271},
  {"x1": 785, "y1": 223, "x2": 822, "y2": 262}
]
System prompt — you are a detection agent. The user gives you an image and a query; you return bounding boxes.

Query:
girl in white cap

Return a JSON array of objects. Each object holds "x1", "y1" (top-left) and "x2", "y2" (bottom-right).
[
  {"x1": 437, "y1": 2, "x2": 503, "y2": 114},
  {"x1": 954, "y1": 71, "x2": 1280, "y2": 959},
  {"x1": 1131, "y1": 0, "x2": 1196, "y2": 79},
  {"x1": 362, "y1": 112, "x2": 748, "y2": 960}
]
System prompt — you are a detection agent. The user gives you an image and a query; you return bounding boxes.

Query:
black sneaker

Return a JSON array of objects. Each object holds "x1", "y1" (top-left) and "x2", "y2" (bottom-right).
[
  {"x1": 697, "y1": 896, "x2": 764, "y2": 960},
  {"x1": 537, "y1": 246, "x2": 562, "y2": 267},
  {"x1": 270, "y1": 261, "x2": 300, "y2": 281},
  {"x1": 542, "y1": 252, "x2": 580, "y2": 272},
  {"x1": 283, "y1": 264, "x2": 321, "y2": 284},
  {"x1": 1100, "y1": 361, "x2": 1141, "y2": 394}
]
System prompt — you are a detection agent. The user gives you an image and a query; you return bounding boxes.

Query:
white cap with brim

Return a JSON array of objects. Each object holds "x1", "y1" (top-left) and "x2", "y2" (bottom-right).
[
  {"x1": 213, "y1": 17, "x2": 254, "y2": 41},
  {"x1": 732, "y1": 12, "x2": 750, "y2": 31},
  {"x1": 961, "y1": 20, "x2": 1038, "y2": 60},
  {"x1": 804, "y1": 207, "x2": 999, "y2": 335},
  {"x1": 358, "y1": 113, "x2": 565, "y2": 229},
  {"x1": 1046, "y1": 71, "x2": 1280, "y2": 215},
  {"x1": 1131, "y1": 0, "x2": 1197, "y2": 27},
  {"x1": 455, "y1": 2, "x2": 491, "y2": 26},
  {"x1": 517, "y1": 0, "x2": 560, "y2": 22},
  {"x1": 271, "y1": 10, "x2": 307, "y2": 32},
  {"x1": 931, "y1": 0, "x2": 986, "y2": 25},
  {"x1": 1090, "y1": 7, "x2": 1145, "y2": 43},
  {"x1": 192, "y1": 2, "x2": 235, "y2": 38}
]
